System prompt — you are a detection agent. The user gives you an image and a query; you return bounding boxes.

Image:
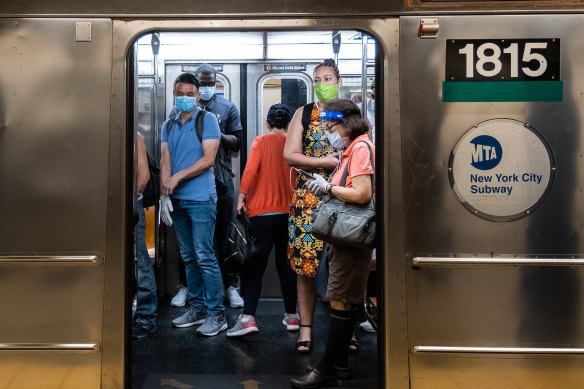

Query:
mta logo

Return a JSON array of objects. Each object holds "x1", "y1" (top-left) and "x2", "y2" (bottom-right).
[{"x1": 470, "y1": 135, "x2": 502, "y2": 170}]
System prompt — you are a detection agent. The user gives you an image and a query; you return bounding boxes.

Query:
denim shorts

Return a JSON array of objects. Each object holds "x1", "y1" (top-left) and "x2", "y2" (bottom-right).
[{"x1": 326, "y1": 245, "x2": 372, "y2": 304}]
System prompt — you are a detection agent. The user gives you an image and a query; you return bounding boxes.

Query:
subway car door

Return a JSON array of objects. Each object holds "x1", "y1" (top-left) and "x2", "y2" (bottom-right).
[{"x1": 400, "y1": 14, "x2": 584, "y2": 388}]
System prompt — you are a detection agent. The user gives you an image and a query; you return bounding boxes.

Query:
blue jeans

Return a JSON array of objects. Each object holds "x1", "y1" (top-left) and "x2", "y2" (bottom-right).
[
  {"x1": 135, "y1": 198, "x2": 158, "y2": 325},
  {"x1": 171, "y1": 198, "x2": 225, "y2": 314}
]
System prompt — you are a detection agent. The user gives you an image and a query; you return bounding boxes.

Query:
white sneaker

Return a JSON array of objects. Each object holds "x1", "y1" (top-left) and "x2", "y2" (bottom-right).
[
  {"x1": 226, "y1": 286, "x2": 244, "y2": 308},
  {"x1": 170, "y1": 285, "x2": 188, "y2": 307},
  {"x1": 282, "y1": 313, "x2": 300, "y2": 331},
  {"x1": 359, "y1": 320, "x2": 376, "y2": 333}
]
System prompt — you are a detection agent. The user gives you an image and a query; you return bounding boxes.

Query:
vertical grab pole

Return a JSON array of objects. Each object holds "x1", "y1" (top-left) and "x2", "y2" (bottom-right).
[{"x1": 361, "y1": 32, "x2": 368, "y2": 118}]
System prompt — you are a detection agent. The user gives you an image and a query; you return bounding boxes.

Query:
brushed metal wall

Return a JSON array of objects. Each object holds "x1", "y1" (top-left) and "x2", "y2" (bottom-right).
[
  {"x1": 0, "y1": 18, "x2": 112, "y2": 388},
  {"x1": 400, "y1": 14, "x2": 584, "y2": 388}
]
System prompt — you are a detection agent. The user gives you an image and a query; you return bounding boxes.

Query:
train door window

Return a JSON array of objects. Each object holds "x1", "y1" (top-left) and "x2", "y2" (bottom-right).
[{"x1": 257, "y1": 74, "x2": 310, "y2": 136}]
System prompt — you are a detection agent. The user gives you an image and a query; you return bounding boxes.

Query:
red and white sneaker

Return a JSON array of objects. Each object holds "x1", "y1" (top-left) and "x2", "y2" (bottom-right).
[
  {"x1": 283, "y1": 313, "x2": 300, "y2": 331},
  {"x1": 226, "y1": 315, "x2": 259, "y2": 337}
]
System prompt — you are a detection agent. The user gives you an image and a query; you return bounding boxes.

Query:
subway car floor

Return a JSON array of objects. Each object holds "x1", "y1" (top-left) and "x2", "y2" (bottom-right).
[{"x1": 132, "y1": 297, "x2": 378, "y2": 389}]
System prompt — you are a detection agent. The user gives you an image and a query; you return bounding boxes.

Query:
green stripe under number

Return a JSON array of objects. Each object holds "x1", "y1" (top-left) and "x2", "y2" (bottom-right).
[{"x1": 442, "y1": 81, "x2": 563, "y2": 102}]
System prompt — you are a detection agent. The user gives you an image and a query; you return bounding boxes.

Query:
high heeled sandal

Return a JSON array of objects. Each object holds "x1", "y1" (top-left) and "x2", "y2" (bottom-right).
[{"x1": 296, "y1": 324, "x2": 313, "y2": 354}]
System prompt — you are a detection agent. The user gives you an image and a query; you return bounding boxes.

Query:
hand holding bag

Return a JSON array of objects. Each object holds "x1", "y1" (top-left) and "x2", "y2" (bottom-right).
[
  {"x1": 310, "y1": 141, "x2": 376, "y2": 248},
  {"x1": 223, "y1": 211, "x2": 259, "y2": 270}
]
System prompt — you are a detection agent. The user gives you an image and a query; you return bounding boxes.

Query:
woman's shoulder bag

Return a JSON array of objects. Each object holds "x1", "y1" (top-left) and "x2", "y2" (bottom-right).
[{"x1": 310, "y1": 141, "x2": 376, "y2": 248}]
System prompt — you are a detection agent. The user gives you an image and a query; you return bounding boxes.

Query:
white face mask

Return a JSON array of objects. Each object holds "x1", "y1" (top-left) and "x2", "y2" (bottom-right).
[{"x1": 327, "y1": 130, "x2": 348, "y2": 150}]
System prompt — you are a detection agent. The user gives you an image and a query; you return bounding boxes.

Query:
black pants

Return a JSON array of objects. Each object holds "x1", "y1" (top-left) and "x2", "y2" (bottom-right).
[
  {"x1": 178, "y1": 186, "x2": 238, "y2": 288},
  {"x1": 241, "y1": 213, "x2": 297, "y2": 316}
]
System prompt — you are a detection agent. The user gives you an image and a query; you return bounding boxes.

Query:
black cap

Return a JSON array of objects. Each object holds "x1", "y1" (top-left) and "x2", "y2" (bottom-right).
[{"x1": 267, "y1": 104, "x2": 291, "y2": 121}]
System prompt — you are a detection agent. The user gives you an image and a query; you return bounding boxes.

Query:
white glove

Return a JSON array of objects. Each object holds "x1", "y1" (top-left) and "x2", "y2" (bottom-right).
[
  {"x1": 160, "y1": 195, "x2": 174, "y2": 226},
  {"x1": 306, "y1": 173, "x2": 329, "y2": 196}
]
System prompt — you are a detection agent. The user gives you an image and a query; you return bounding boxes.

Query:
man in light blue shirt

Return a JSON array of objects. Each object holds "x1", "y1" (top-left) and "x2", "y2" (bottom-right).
[
  {"x1": 160, "y1": 72, "x2": 227, "y2": 336},
  {"x1": 167, "y1": 64, "x2": 244, "y2": 309}
]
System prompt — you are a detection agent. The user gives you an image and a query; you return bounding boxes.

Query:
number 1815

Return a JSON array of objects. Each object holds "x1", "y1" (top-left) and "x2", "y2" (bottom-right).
[{"x1": 459, "y1": 42, "x2": 548, "y2": 79}]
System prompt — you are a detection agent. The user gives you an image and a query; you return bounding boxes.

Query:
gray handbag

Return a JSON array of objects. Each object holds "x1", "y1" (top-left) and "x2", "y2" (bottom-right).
[{"x1": 310, "y1": 141, "x2": 376, "y2": 248}]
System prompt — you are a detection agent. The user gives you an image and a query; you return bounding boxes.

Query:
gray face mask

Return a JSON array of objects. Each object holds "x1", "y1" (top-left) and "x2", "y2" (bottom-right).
[{"x1": 327, "y1": 130, "x2": 348, "y2": 150}]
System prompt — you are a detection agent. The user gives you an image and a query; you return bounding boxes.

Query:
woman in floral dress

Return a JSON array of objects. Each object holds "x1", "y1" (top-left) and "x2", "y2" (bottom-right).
[{"x1": 284, "y1": 58, "x2": 342, "y2": 353}]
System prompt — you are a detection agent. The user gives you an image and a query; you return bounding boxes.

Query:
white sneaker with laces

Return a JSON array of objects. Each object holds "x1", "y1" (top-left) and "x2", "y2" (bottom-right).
[
  {"x1": 226, "y1": 286, "x2": 244, "y2": 308},
  {"x1": 170, "y1": 285, "x2": 188, "y2": 307},
  {"x1": 359, "y1": 320, "x2": 376, "y2": 333}
]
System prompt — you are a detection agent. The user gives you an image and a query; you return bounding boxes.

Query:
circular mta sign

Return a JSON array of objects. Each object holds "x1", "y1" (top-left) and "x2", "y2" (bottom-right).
[{"x1": 448, "y1": 118, "x2": 555, "y2": 221}]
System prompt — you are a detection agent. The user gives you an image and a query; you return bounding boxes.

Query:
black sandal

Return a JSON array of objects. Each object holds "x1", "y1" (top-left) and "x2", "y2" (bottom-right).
[{"x1": 296, "y1": 324, "x2": 313, "y2": 354}]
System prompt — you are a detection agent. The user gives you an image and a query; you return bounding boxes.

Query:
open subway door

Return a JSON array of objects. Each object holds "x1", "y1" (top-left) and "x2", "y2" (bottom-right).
[{"x1": 400, "y1": 14, "x2": 584, "y2": 388}]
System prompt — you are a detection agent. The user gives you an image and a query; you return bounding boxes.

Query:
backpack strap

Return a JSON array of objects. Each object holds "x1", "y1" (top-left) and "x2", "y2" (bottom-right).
[
  {"x1": 300, "y1": 103, "x2": 314, "y2": 136},
  {"x1": 163, "y1": 117, "x2": 175, "y2": 136},
  {"x1": 339, "y1": 141, "x2": 375, "y2": 192},
  {"x1": 195, "y1": 110, "x2": 207, "y2": 143},
  {"x1": 164, "y1": 110, "x2": 207, "y2": 143}
]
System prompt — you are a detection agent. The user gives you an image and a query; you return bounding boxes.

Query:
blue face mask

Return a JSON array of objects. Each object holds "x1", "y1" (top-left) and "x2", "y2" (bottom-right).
[
  {"x1": 199, "y1": 86, "x2": 216, "y2": 101},
  {"x1": 175, "y1": 96, "x2": 197, "y2": 112}
]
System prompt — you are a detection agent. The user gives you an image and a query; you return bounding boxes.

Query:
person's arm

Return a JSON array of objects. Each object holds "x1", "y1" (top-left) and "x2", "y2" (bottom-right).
[
  {"x1": 137, "y1": 133, "x2": 150, "y2": 194},
  {"x1": 220, "y1": 133, "x2": 239, "y2": 150},
  {"x1": 160, "y1": 143, "x2": 172, "y2": 196},
  {"x1": 329, "y1": 174, "x2": 372, "y2": 205},
  {"x1": 221, "y1": 104, "x2": 242, "y2": 151},
  {"x1": 236, "y1": 192, "x2": 247, "y2": 213},
  {"x1": 162, "y1": 139, "x2": 220, "y2": 195},
  {"x1": 283, "y1": 106, "x2": 340, "y2": 170},
  {"x1": 239, "y1": 138, "x2": 261, "y2": 196}
]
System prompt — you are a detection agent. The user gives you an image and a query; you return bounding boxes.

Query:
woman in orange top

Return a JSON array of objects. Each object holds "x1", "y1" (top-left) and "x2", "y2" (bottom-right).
[{"x1": 226, "y1": 104, "x2": 299, "y2": 337}]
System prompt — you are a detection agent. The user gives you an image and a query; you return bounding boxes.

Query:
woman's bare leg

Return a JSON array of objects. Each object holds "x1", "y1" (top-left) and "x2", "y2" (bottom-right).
[{"x1": 297, "y1": 274, "x2": 316, "y2": 351}]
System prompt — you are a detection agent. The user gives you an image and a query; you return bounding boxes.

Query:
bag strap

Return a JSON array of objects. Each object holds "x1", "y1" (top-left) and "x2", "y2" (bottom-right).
[
  {"x1": 194, "y1": 110, "x2": 207, "y2": 143},
  {"x1": 164, "y1": 110, "x2": 207, "y2": 143},
  {"x1": 300, "y1": 103, "x2": 314, "y2": 136},
  {"x1": 339, "y1": 141, "x2": 375, "y2": 192},
  {"x1": 163, "y1": 117, "x2": 175, "y2": 136}
]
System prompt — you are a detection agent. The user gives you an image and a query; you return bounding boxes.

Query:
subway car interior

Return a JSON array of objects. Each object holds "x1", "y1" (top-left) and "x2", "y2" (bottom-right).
[{"x1": 131, "y1": 30, "x2": 378, "y2": 389}]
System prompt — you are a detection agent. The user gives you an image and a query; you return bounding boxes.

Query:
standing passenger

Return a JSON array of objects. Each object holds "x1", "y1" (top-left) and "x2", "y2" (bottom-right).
[
  {"x1": 160, "y1": 73, "x2": 227, "y2": 337},
  {"x1": 168, "y1": 64, "x2": 244, "y2": 309},
  {"x1": 291, "y1": 99, "x2": 375, "y2": 388},
  {"x1": 284, "y1": 58, "x2": 342, "y2": 353},
  {"x1": 226, "y1": 104, "x2": 299, "y2": 337},
  {"x1": 132, "y1": 133, "x2": 158, "y2": 339}
]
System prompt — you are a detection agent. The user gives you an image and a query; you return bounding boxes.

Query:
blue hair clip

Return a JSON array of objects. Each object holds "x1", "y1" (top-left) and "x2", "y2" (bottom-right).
[{"x1": 320, "y1": 111, "x2": 343, "y2": 120}]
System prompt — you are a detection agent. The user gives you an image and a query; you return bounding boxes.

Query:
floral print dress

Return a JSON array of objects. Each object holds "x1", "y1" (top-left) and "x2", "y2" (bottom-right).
[{"x1": 288, "y1": 103, "x2": 336, "y2": 277}]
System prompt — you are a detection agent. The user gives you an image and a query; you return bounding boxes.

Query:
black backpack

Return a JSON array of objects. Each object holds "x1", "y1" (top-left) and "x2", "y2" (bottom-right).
[{"x1": 142, "y1": 151, "x2": 160, "y2": 208}]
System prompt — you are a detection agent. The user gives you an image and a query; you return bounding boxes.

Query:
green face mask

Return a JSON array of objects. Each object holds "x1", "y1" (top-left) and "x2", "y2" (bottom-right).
[{"x1": 314, "y1": 82, "x2": 339, "y2": 102}]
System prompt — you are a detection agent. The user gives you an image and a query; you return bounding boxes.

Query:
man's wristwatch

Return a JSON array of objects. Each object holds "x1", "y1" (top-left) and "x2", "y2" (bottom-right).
[{"x1": 326, "y1": 184, "x2": 334, "y2": 194}]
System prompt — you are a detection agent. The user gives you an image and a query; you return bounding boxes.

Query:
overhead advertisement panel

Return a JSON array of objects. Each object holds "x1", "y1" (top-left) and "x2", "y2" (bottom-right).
[
  {"x1": 448, "y1": 118, "x2": 555, "y2": 221},
  {"x1": 443, "y1": 39, "x2": 562, "y2": 102}
]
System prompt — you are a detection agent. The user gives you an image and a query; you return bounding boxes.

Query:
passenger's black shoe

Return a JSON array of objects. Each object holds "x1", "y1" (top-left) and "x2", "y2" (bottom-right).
[
  {"x1": 306, "y1": 365, "x2": 352, "y2": 380},
  {"x1": 333, "y1": 366, "x2": 352, "y2": 380},
  {"x1": 291, "y1": 368, "x2": 337, "y2": 388},
  {"x1": 132, "y1": 322, "x2": 157, "y2": 339}
]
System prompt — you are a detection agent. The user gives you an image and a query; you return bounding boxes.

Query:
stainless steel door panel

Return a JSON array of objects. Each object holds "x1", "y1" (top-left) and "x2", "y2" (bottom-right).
[
  {"x1": 401, "y1": 14, "x2": 584, "y2": 255},
  {"x1": 0, "y1": 18, "x2": 111, "y2": 388},
  {"x1": 410, "y1": 356, "x2": 584, "y2": 389},
  {"x1": 407, "y1": 265, "x2": 583, "y2": 345},
  {"x1": 401, "y1": 14, "x2": 584, "y2": 388},
  {"x1": 0, "y1": 19, "x2": 111, "y2": 252}
]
